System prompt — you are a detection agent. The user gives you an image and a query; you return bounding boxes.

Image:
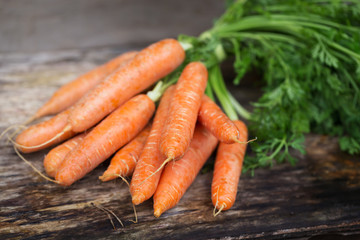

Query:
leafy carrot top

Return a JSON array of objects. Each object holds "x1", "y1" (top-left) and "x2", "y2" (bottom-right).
[{"x1": 161, "y1": 0, "x2": 360, "y2": 174}]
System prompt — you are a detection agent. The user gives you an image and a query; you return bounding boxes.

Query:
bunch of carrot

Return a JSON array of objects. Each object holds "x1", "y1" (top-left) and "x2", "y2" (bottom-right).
[{"x1": 9, "y1": 38, "x2": 250, "y2": 218}]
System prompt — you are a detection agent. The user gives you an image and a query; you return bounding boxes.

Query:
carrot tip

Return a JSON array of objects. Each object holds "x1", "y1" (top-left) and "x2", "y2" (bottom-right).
[
  {"x1": 44, "y1": 166, "x2": 56, "y2": 178},
  {"x1": 98, "y1": 175, "x2": 106, "y2": 181},
  {"x1": 213, "y1": 186, "x2": 225, "y2": 217},
  {"x1": 154, "y1": 209, "x2": 162, "y2": 218},
  {"x1": 213, "y1": 205, "x2": 225, "y2": 217},
  {"x1": 99, "y1": 174, "x2": 114, "y2": 182},
  {"x1": 131, "y1": 194, "x2": 144, "y2": 206}
]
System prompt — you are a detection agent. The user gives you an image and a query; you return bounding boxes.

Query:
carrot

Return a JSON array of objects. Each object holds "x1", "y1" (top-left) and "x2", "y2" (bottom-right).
[
  {"x1": 160, "y1": 61, "x2": 208, "y2": 162},
  {"x1": 153, "y1": 123, "x2": 218, "y2": 217},
  {"x1": 211, "y1": 120, "x2": 248, "y2": 216},
  {"x1": 198, "y1": 95, "x2": 241, "y2": 143},
  {"x1": 44, "y1": 132, "x2": 87, "y2": 178},
  {"x1": 55, "y1": 94, "x2": 155, "y2": 186},
  {"x1": 32, "y1": 51, "x2": 138, "y2": 120},
  {"x1": 99, "y1": 124, "x2": 151, "y2": 182},
  {"x1": 130, "y1": 86, "x2": 175, "y2": 205},
  {"x1": 68, "y1": 39, "x2": 185, "y2": 133},
  {"x1": 15, "y1": 109, "x2": 76, "y2": 153}
]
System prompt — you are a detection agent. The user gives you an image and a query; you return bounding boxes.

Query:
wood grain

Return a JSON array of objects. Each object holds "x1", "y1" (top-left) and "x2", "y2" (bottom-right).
[{"x1": 1, "y1": 48, "x2": 360, "y2": 240}]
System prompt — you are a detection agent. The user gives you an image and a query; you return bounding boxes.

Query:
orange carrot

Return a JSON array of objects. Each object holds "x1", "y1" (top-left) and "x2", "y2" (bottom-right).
[
  {"x1": 160, "y1": 62, "x2": 208, "y2": 162},
  {"x1": 15, "y1": 109, "x2": 75, "y2": 153},
  {"x1": 68, "y1": 39, "x2": 185, "y2": 133},
  {"x1": 44, "y1": 132, "x2": 87, "y2": 178},
  {"x1": 55, "y1": 94, "x2": 155, "y2": 186},
  {"x1": 153, "y1": 123, "x2": 218, "y2": 217},
  {"x1": 32, "y1": 51, "x2": 138, "y2": 120},
  {"x1": 198, "y1": 95, "x2": 241, "y2": 143},
  {"x1": 130, "y1": 86, "x2": 175, "y2": 205},
  {"x1": 99, "y1": 124, "x2": 151, "y2": 182},
  {"x1": 211, "y1": 120, "x2": 248, "y2": 215}
]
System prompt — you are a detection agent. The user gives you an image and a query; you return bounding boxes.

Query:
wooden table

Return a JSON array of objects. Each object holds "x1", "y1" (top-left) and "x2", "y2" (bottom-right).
[{"x1": 1, "y1": 48, "x2": 360, "y2": 240}]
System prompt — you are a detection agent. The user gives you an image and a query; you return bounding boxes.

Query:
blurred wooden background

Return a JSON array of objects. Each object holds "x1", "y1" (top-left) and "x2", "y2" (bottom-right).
[{"x1": 0, "y1": 0, "x2": 224, "y2": 53}]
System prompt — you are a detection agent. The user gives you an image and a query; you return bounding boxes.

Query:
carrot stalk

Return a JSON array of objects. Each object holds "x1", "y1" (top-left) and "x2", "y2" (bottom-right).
[
  {"x1": 32, "y1": 51, "x2": 138, "y2": 120},
  {"x1": 160, "y1": 62, "x2": 208, "y2": 161},
  {"x1": 153, "y1": 123, "x2": 218, "y2": 217},
  {"x1": 44, "y1": 132, "x2": 88, "y2": 178},
  {"x1": 68, "y1": 39, "x2": 185, "y2": 133},
  {"x1": 130, "y1": 86, "x2": 175, "y2": 205},
  {"x1": 55, "y1": 94, "x2": 155, "y2": 186},
  {"x1": 99, "y1": 124, "x2": 151, "y2": 182},
  {"x1": 211, "y1": 120, "x2": 248, "y2": 215}
]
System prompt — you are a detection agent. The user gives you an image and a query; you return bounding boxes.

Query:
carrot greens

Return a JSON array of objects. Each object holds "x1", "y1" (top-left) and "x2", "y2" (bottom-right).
[{"x1": 176, "y1": 0, "x2": 360, "y2": 173}]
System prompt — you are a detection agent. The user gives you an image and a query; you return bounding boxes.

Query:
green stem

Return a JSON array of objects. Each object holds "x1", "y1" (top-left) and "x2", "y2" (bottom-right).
[
  {"x1": 212, "y1": 19, "x2": 303, "y2": 35},
  {"x1": 179, "y1": 41, "x2": 193, "y2": 51},
  {"x1": 205, "y1": 83, "x2": 215, "y2": 101},
  {"x1": 209, "y1": 65, "x2": 238, "y2": 121},
  {"x1": 264, "y1": 137, "x2": 287, "y2": 164},
  {"x1": 227, "y1": 92, "x2": 251, "y2": 120},
  {"x1": 147, "y1": 81, "x2": 164, "y2": 102},
  {"x1": 267, "y1": 14, "x2": 358, "y2": 32},
  {"x1": 220, "y1": 32, "x2": 306, "y2": 48},
  {"x1": 323, "y1": 37, "x2": 360, "y2": 61}
]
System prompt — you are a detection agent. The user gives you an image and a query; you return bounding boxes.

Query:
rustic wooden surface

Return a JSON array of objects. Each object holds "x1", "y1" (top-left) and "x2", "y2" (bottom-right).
[{"x1": 1, "y1": 48, "x2": 360, "y2": 240}]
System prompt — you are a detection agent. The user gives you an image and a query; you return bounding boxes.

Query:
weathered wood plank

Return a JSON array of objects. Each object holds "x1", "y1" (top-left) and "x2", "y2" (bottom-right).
[{"x1": 0, "y1": 48, "x2": 360, "y2": 240}]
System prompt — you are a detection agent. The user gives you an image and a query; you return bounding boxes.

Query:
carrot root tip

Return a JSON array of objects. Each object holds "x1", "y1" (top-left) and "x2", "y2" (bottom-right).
[
  {"x1": 99, "y1": 173, "x2": 115, "y2": 182},
  {"x1": 128, "y1": 203, "x2": 138, "y2": 224},
  {"x1": 131, "y1": 193, "x2": 145, "y2": 206},
  {"x1": 213, "y1": 205, "x2": 225, "y2": 217},
  {"x1": 12, "y1": 143, "x2": 59, "y2": 184},
  {"x1": 233, "y1": 137, "x2": 257, "y2": 145},
  {"x1": 0, "y1": 124, "x2": 27, "y2": 142},
  {"x1": 154, "y1": 209, "x2": 162, "y2": 218},
  {"x1": 91, "y1": 202, "x2": 124, "y2": 229},
  {"x1": 111, "y1": 174, "x2": 138, "y2": 224}
]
